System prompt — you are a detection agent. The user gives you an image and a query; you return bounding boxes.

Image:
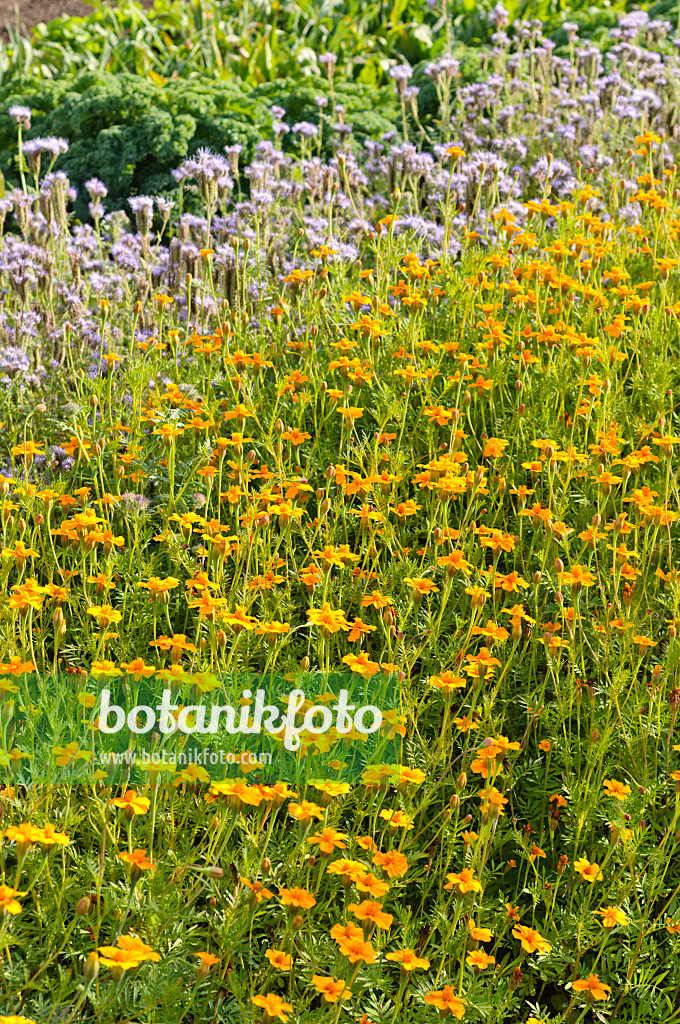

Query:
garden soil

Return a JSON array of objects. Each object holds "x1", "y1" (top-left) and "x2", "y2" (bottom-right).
[{"x1": 0, "y1": 0, "x2": 153, "y2": 34}]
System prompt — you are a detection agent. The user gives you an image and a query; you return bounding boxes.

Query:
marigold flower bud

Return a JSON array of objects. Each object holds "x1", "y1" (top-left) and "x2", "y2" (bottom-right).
[
  {"x1": 83, "y1": 951, "x2": 100, "y2": 982},
  {"x1": 76, "y1": 895, "x2": 92, "y2": 917}
]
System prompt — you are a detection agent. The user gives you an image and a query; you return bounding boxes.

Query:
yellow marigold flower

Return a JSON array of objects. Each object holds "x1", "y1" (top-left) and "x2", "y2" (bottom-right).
[
  {"x1": 326, "y1": 859, "x2": 364, "y2": 883},
  {"x1": 110, "y1": 790, "x2": 151, "y2": 816},
  {"x1": 595, "y1": 906, "x2": 627, "y2": 928},
  {"x1": 0, "y1": 884, "x2": 28, "y2": 915},
  {"x1": 35, "y1": 823, "x2": 70, "y2": 847},
  {"x1": 86, "y1": 604, "x2": 122, "y2": 628},
  {"x1": 254, "y1": 620, "x2": 290, "y2": 641},
  {"x1": 466, "y1": 950, "x2": 495, "y2": 969},
  {"x1": 574, "y1": 857, "x2": 603, "y2": 882},
  {"x1": 98, "y1": 935, "x2": 159, "y2": 970},
  {"x1": 391, "y1": 766, "x2": 426, "y2": 786},
  {"x1": 310, "y1": 780, "x2": 350, "y2": 800},
  {"x1": 430, "y1": 671, "x2": 466, "y2": 694},
  {"x1": 444, "y1": 868, "x2": 482, "y2": 894},
  {"x1": 378, "y1": 809, "x2": 414, "y2": 830},
  {"x1": 4, "y1": 823, "x2": 42, "y2": 850},
  {"x1": 603, "y1": 779, "x2": 631, "y2": 800},
  {"x1": 90, "y1": 660, "x2": 121, "y2": 680},
  {"x1": 385, "y1": 948, "x2": 430, "y2": 970},
  {"x1": 404, "y1": 576, "x2": 439, "y2": 597},
  {"x1": 465, "y1": 585, "x2": 488, "y2": 609}
]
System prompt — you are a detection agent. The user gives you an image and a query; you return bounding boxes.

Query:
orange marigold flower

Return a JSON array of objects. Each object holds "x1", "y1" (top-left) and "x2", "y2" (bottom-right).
[
  {"x1": 512, "y1": 925, "x2": 551, "y2": 954},
  {"x1": 444, "y1": 868, "x2": 482, "y2": 894},
  {"x1": 119, "y1": 849, "x2": 154, "y2": 872},
  {"x1": 308, "y1": 828, "x2": 347, "y2": 854},
  {"x1": 572, "y1": 973, "x2": 612, "y2": 1001},
  {"x1": 287, "y1": 801, "x2": 324, "y2": 825},
  {"x1": 251, "y1": 993, "x2": 294, "y2": 1022},
  {"x1": 265, "y1": 949, "x2": 292, "y2": 971},
  {"x1": 347, "y1": 900, "x2": 393, "y2": 930},
  {"x1": 385, "y1": 948, "x2": 430, "y2": 970},
  {"x1": 279, "y1": 887, "x2": 316, "y2": 910},
  {"x1": 372, "y1": 850, "x2": 409, "y2": 878},
  {"x1": 311, "y1": 975, "x2": 352, "y2": 1002},
  {"x1": 424, "y1": 987, "x2": 466, "y2": 1018},
  {"x1": 110, "y1": 790, "x2": 151, "y2": 816}
]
